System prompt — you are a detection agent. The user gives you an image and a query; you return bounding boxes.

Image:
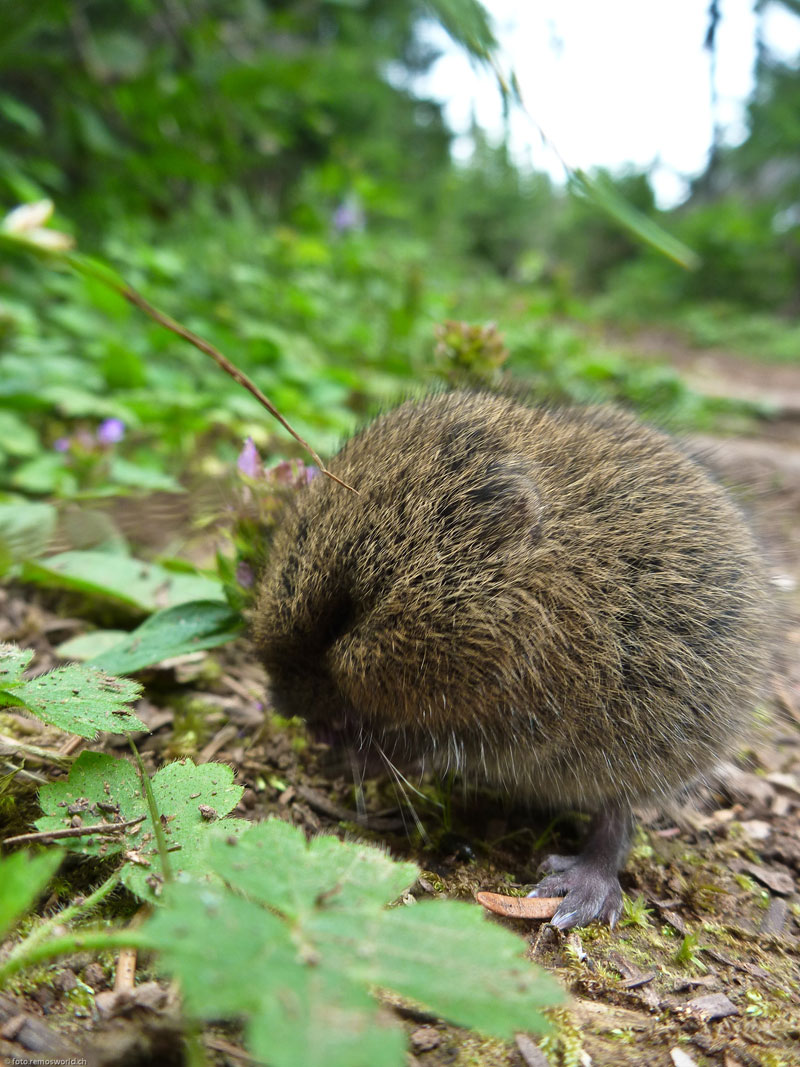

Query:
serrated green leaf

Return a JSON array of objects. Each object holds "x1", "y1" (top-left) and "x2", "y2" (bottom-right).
[
  {"x1": 36, "y1": 752, "x2": 246, "y2": 900},
  {"x1": 0, "y1": 643, "x2": 34, "y2": 686},
  {"x1": 85, "y1": 601, "x2": 243, "y2": 675},
  {"x1": 8, "y1": 664, "x2": 144, "y2": 738},
  {"x1": 212, "y1": 818, "x2": 418, "y2": 920},
  {"x1": 144, "y1": 881, "x2": 295, "y2": 1015},
  {"x1": 0, "y1": 850, "x2": 64, "y2": 939},
  {"x1": 21, "y1": 551, "x2": 224, "y2": 613},
  {"x1": 144, "y1": 871, "x2": 407, "y2": 1067},
  {"x1": 374, "y1": 901, "x2": 564, "y2": 1038},
  {"x1": 142, "y1": 821, "x2": 562, "y2": 1067},
  {"x1": 247, "y1": 966, "x2": 407, "y2": 1067}
]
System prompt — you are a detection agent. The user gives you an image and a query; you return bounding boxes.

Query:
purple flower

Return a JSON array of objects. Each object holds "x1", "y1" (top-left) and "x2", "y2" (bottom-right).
[
  {"x1": 53, "y1": 437, "x2": 71, "y2": 453},
  {"x1": 237, "y1": 437, "x2": 262, "y2": 479},
  {"x1": 97, "y1": 417, "x2": 125, "y2": 445},
  {"x1": 332, "y1": 197, "x2": 365, "y2": 234}
]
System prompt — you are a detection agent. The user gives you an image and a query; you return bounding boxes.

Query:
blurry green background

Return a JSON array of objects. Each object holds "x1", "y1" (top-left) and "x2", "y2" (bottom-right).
[{"x1": 1, "y1": 0, "x2": 799, "y2": 507}]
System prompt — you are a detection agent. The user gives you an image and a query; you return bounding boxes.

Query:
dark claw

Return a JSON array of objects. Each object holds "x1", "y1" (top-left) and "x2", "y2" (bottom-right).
[{"x1": 528, "y1": 862, "x2": 623, "y2": 930}]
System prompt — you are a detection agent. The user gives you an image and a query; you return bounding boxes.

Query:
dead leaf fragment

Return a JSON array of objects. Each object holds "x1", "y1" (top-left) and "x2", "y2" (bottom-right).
[
  {"x1": 736, "y1": 860, "x2": 795, "y2": 896},
  {"x1": 515, "y1": 1032, "x2": 551, "y2": 1066},
  {"x1": 475, "y1": 892, "x2": 560, "y2": 920}
]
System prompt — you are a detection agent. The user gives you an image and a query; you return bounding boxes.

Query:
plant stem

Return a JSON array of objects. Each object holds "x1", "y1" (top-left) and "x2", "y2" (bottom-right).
[
  {"x1": 128, "y1": 738, "x2": 172, "y2": 885},
  {"x1": 3, "y1": 870, "x2": 122, "y2": 969},
  {"x1": 0, "y1": 928, "x2": 145, "y2": 988},
  {"x1": 66, "y1": 251, "x2": 358, "y2": 495}
]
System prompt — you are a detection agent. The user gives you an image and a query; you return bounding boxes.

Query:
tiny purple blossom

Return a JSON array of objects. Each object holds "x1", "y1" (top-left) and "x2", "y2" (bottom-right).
[
  {"x1": 97, "y1": 417, "x2": 125, "y2": 445},
  {"x1": 237, "y1": 437, "x2": 262, "y2": 479},
  {"x1": 53, "y1": 437, "x2": 71, "y2": 453},
  {"x1": 332, "y1": 197, "x2": 365, "y2": 234}
]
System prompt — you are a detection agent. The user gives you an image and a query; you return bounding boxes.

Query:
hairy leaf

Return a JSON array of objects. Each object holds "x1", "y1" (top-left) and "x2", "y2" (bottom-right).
[
  {"x1": 36, "y1": 752, "x2": 247, "y2": 900},
  {"x1": 0, "y1": 642, "x2": 144, "y2": 737},
  {"x1": 0, "y1": 850, "x2": 64, "y2": 939},
  {"x1": 212, "y1": 815, "x2": 418, "y2": 919},
  {"x1": 142, "y1": 821, "x2": 563, "y2": 1067}
]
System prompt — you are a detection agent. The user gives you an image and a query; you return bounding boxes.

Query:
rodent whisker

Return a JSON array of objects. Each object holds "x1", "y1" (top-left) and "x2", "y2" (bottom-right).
[
  {"x1": 346, "y1": 747, "x2": 368, "y2": 821},
  {"x1": 374, "y1": 742, "x2": 430, "y2": 844}
]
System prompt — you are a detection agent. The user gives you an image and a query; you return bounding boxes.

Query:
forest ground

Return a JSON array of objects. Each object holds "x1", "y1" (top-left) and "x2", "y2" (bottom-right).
[{"x1": 1, "y1": 334, "x2": 799, "y2": 1067}]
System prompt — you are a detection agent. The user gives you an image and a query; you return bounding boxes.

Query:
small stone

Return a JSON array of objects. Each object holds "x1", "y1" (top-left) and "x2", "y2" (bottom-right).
[
  {"x1": 670, "y1": 1049, "x2": 698, "y2": 1067},
  {"x1": 82, "y1": 962, "x2": 108, "y2": 991},
  {"x1": 765, "y1": 771, "x2": 800, "y2": 796},
  {"x1": 410, "y1": 1026, "x2": 441, "y2": 1052},
  {"x1": 759, "y1": 897, "x2": 788, "y2": 937},
  {"x1": 685, "y1": 992, "x2": 739, "y2": 1021},
  {"x1": 54, "y1": 968, "x2": 77, "y2": 992},
  {"x1": 738, "y1": 819, "x2": 772, "y2": 843}
]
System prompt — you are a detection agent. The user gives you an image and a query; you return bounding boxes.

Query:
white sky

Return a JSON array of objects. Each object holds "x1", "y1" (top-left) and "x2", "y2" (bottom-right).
[{"x1": 416, "y1": 0, "x2": 800, "y2": 206}]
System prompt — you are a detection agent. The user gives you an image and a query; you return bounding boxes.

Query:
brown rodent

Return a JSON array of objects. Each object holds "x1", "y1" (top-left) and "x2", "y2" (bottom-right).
[{"x1": 254, "y1": 390, "x2": 770, "y2": 929}]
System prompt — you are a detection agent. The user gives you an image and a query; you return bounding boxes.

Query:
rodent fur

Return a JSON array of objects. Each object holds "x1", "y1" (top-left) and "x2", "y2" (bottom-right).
[{"x1": 254, "y1": 390, "x2": 770, "y2": 924}]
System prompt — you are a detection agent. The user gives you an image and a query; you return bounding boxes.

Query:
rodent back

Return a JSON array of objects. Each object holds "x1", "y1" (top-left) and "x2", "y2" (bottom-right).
[{"x1": 254, "y1": 391, "x2": 770, "y2": 807}]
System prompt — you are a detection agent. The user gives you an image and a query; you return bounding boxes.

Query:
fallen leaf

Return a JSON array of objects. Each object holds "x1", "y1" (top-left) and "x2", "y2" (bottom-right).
[
  {"x1": 735, "y1": 860, "x2": 795, "y2": 896},
  {"x1": 475, "y1": 892, "x2": 560, "y2": 920}
]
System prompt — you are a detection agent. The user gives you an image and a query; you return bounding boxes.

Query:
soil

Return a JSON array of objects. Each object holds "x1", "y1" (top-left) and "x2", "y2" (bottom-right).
[{"x1": 1, "y1": 334, "x2": 799, "y2": 1067}]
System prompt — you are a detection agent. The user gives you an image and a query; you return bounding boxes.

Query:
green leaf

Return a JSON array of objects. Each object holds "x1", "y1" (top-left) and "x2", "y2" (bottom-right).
[
  {"x1": 107, "y1": 457, "x2": 182, "y2": 492},
  {"x1": 21, "y1": 551, "x2": 224, "y2": 613},
  {"x1": 147, "y1": 878, "x2": 407, "y2": 1067},
  {"x1": 246, "y1": 966, "x2": 407, "y2": 1067},
  {"x1": 0, "y1": 643, "x2": 33, "y2": 686},
  {"x1": 0, "y1": 502, "x2": 56, "y2": 573},
  {"x1": 212, "y1": 818, "x2": 418, "y2": 920},
  {"x1": 36, "y1": 752, "x2": 247, "y2": 900},
  {"x1": 54, "y1": 630, "x2": 130, "y2": 662},
  {"x1": 145, "y1": 882, "x2": 294, "y2": 1015},
  {"x1": 374, "y1": 901, "x2": 562, "y2": 1037},
  {"x1": 570, "y1": 170, "x2": 700, "y2": 270},
  {"x1": 426, "y1": 0, "x2": 500, "y2": 65},
  {"x1": 9, "y1": 453, "x2": 73, "y2": 495},
  {"x1": 141, "y1": 821, "x2": 563, "y2": 1067},
  {"x1": 85, "y1": 601, "x2": 243, "y2": 675},
  {"x1": 0, "y1": 850, "x2": 64, "y2": 940},
  {"x1": 0, "y1": 650, "x2": 144, "y2": 738},
  {"x1": 0, "y1": 93, "x2": 43, "y2": 136},
  {"x1": 0, "y1": 411, "x2": 40, "y2": 457}
]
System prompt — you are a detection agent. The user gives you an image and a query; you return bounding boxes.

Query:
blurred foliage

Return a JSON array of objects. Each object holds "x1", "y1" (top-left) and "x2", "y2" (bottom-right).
[
  {"x1": 0, "y1": 0, "x2": 454, "y2": 229},
  {"x1": 1, "y1": 0, "x2": 798, "y2": 525}
]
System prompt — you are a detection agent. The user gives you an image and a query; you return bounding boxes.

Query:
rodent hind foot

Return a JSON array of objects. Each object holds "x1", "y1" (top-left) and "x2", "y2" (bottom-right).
[
  {"x1": 528, "y1": 863, "x2": 623, "y2": 930},
  {"x1": 536, "y1": 853, "x2": 577, "y2": 876}
]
